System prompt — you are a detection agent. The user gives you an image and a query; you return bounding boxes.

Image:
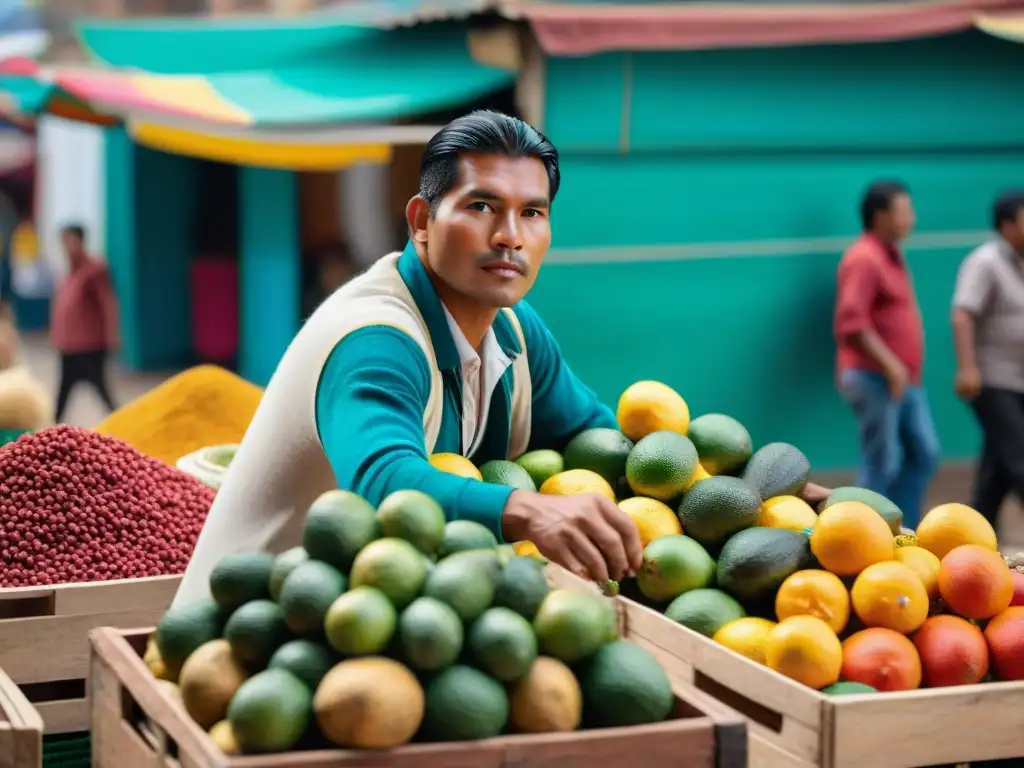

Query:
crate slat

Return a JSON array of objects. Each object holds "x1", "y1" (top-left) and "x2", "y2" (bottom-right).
[
  {"x1": 617, "y1": 593, "x2": 1024, "y2": 767},
  {"x1": 0, "y1": 668, "x2": 42, "y2": 768},
  {"x1": 0, "y1": 576, "x2": 181, "y2": 734},
  {"x1": 89, "y1": 568, "x2": 749, "y2": 768}
]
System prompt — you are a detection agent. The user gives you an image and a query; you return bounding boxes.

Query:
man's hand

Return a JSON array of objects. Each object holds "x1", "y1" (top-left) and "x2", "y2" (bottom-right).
[
  {"x1": 954, "y1": 366, "x2": 982, "y2": 401},
  {"x1": 800, "y1": 482, "x2": 832, "y2": 510},
  {"x1": 502, "y1": 490, "x2": 643, "y2": 583},
  {"x1": 884, "y1": 361, "x2": 909, "y2": 400}
]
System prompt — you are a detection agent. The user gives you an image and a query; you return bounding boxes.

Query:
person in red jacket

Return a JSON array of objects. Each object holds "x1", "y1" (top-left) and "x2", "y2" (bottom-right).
[
  {"x1": 834, "y1": 181, "x2": 939, "y2": 528},
  {"x1": 50, "y1": 224, "x2": 118, "y2": 422}
]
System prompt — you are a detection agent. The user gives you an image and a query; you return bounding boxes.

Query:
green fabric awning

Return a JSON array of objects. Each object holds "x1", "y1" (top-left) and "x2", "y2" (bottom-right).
[{"x1": 0, "y1": 22, "x2": 513, "y2": 130}]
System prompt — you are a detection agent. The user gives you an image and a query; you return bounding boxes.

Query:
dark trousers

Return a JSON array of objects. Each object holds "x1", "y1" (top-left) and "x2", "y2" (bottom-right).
[
  {"x1": 56, "y1": 350, "x2": 116, "y2": 423},
  {"x1": 970, "y1": 387, "x2": 1024, "y2": 534}
]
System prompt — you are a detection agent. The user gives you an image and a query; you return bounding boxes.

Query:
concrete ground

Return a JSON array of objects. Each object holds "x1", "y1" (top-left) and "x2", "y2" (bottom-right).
[
  {"x1": 19, "y1": 331, "x2": 170, "y2": 427},
  {"x1": 16, "y1": 331, "x2": 1024, "y2": 548}
]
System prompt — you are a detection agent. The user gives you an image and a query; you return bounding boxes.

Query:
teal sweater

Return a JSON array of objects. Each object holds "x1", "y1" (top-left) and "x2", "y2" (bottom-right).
[{"x1": 315, "y1": 244, "x2": 615, "y2": 541}]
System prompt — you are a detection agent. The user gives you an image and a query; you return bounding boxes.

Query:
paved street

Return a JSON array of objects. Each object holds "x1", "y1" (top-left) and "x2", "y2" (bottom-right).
[{"x1": 18, "y1": 331, "x2": 170, "y2": 428}]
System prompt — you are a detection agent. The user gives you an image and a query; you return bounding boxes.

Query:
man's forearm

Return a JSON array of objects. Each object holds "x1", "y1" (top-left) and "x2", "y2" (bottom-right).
[
  {"x1": 951, "y1": 309, "x2": 978, "y2": 370},
  {"x1": 852, "y1": 328, "x2": 903, "y2": 373}
]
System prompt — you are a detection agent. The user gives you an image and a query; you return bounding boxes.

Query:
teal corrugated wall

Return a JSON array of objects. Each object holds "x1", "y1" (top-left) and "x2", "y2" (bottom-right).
[
  {"x1": 104, "y1": 128, "x2": 196, "y2": 370},
  {"x1": 239, "y1": 167, "x2": 300, "y2": 386},
  {"x1": 534, "y1": 31, "x2": 1024, "y2": 470}
]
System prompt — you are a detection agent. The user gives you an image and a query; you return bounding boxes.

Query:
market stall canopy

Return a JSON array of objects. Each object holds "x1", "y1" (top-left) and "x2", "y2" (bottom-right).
[
  {"x1": 77, "y1": 0, "x2": 495, "y2": 73},
  {"x1": 0, "y1": 20, "x2": 514, "y2": 168},
  {"x1": 498, "y1": 0, "x2": 1024, "y2": 55}
]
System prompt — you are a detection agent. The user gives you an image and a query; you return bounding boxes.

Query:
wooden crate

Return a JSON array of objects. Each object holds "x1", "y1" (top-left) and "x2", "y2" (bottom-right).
[
  {"x1": 89, "y1": 618, "x2": 748, "y2": 768},
  {"x1": 0, "y1": 575, "x2": 181, "y2": 734},
  {"x1": 0, "y1": 667, "x2": 42, "y2": 768},
  {"x1": 603, "y1": 588, "x2": 1024, "y2": 768}
]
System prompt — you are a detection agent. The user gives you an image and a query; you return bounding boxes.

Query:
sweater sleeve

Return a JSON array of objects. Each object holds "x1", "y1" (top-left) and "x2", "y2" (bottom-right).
[
  {"x1": 315, "y1": 325, "x2": 512, "y2": 540},
  {"x1": 513, "y1": 301, "x2": 617, "y2": 452}
]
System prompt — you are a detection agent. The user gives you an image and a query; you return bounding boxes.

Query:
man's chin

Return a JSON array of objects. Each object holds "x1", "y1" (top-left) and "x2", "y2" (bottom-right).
[{"x1": 471, "y1": 286, "x2": 527, "y2": 309}]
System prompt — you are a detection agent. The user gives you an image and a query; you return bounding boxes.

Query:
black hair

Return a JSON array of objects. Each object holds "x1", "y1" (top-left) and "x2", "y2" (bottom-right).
[
  {"x1": 419, "y1": 110, "x2": 560, "y2": 215},
  {"x1": 860, "y1": 180, "x2": 908, "y2": 231},
  {"x1": 61, "y1": 223, "x2": 85, "y2": 241},
  {"x1": 993, "y1": 190, "x2": 1024, "y2": 232}
]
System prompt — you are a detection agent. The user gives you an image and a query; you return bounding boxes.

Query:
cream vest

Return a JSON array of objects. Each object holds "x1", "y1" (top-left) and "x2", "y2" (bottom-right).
[{"x1": 173, "y1": 251, "x2": 532, "y2": 606}]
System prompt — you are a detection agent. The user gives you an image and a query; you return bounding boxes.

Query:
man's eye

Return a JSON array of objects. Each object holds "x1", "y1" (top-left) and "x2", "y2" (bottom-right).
[
  {"x1": 523, "y1": 209, "x2": 543, "y2": 218},
  {"x1": 468, "y1": 202, "x2": 493, "y2": 212}
]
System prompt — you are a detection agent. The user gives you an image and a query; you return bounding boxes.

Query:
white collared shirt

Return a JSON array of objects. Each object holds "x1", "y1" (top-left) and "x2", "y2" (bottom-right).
[{"x1": 442, "y1": 307, "x2": 513, "y2": 458}]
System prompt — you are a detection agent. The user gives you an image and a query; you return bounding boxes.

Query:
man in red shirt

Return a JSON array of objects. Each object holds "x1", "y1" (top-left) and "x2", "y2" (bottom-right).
[
  {"x1": 834, "y1": 181, "x2": 939, "y2": 528},
  {"x1": 50, "y1": 224, "x2": 118, "y2": 422}
]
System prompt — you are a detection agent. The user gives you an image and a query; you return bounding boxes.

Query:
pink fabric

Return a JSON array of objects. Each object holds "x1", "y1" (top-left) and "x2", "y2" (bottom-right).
[
  {"x1": 507, "y1": 0, "x2": 1024, "y2": 54},
  {"x1": 190, "y1": 259, "x2": 238, "y2": 364}
]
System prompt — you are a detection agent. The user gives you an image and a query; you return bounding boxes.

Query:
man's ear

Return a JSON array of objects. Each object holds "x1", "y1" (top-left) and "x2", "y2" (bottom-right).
[{"x1": 406, "y1": 196, "x2": 430, "y2": 244}]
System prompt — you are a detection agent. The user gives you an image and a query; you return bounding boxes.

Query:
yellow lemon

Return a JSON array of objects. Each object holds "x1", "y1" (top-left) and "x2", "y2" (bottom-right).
[
  {"x1": 765, "y1": 615, "x2": 843, "y2": 690},
  {"x1": 540, "y1": 469, "x2": 615, "y2": 501},
  {"x1": 512, "y1": 541, "x2": 545, "y2": 560},
  {"x1": 429, "y1": 453, "x2": 482, "y2": 480},
  {"x1": 616, "y1": 381, "x2": 690, "y2": 441},
  {"x1": 915, "y1": 503, "x2": 998, "y2": 560},
  {"x1": 810, "y1": 501, "x2": 895, "y2": 576},
  {"x1": 713, "y1": 617, "x2": 776, "y2": 665},
  {"x1": 775, "y1": 570, "x2": 850, "y2": 634},
  {"x1": 618, "y1": 497, "x2": 683, "y2": 547},
  {"x1": 851, "y1": 561, "x2": 929, "y2": 634},
  {"x1": 894, "y1": 546, "x2": 941, "y2": 598},
  {"x1": 759, "y1": 495, "x2": 818, "y2": 533},
  {"x1": 684, "y1": 463, "x2": 711, "y2": 490}
]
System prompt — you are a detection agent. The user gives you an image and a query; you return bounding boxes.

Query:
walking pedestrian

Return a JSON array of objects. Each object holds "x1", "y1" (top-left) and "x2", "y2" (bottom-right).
[
  {"x1": 51, "y1": 224, "x2": 118, "y2": 422},
  {"x1": 834, "y1": 180, "x2": 939, "y2": 528},
  {"x1": 951, "y1": 190, "x2": 1024, "y2": 536}
]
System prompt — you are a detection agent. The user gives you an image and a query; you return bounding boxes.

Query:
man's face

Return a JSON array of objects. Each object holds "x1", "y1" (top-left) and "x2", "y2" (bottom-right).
[
  {"x1": 61, "y1": 231, "x2": 82, "y2": 258},
  {"x1": 412, "y1": 153, "x2": 551, "y2": 308},
  {"x1": 888, "y1": 192, "x2": 916, "y2": 241}
]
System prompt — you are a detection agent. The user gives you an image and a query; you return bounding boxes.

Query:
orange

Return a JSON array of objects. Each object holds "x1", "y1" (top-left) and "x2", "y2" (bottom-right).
[
  {"x1": 984, "y1": 606, "x2": 1024, "y2": 681},
  {"x1": 810, "y1": 501, "x2": 895, "y2": 576},
  {"x1": 841, "y1": 628, "x2": 922, "y2": 691},
  {"x1": 764, "y1": 616, "x2": 842, "y2": 690},
  {"x1": 616, "y1": 381, "x2": 690, "y2": 441},
  {"x1": 759, "y1": 496, "x2": 818, "y2": 533},
  {"x1": 713, "y1": 617, "x2": 776, "y2": 665},
  {"x1": 894, "y1": 546, "x2": 941, "y2": 599},
  {"x1": 915, "y1": 503, "x2": 997, "y2": 560},
  {"x1": 937, "y1": 544, "x2": 1013, "y2": 620},
  {"x1": 539, "y1": 469, "x2": 615, "y2": 501},
  {"x1": 1011, "y1": 570, "x2": 1024, "y2": 607},
  {"x1": 911, "y1": 615, "x2": 989, "y2": 687},
  {"x1": 774, "y1": 570, "x2": 850, "y2": 634},
  {"x1": 428, "y1": 453, "x2": 482, "y2": 480},
  {"x1": 851, "y1": 561, "x2": 929, "y2": 634},
  {"x1": 618, "y1": 497, "x2": 683, "y2": 547}
]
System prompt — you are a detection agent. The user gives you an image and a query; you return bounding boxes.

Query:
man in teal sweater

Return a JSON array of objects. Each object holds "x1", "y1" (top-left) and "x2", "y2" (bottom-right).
[
  {"x1": 175, "y1": 110, "x2": 831, "y2": 606},
  {"x1": 314, "y1": 111, "x2": 642, "y2": 583}
]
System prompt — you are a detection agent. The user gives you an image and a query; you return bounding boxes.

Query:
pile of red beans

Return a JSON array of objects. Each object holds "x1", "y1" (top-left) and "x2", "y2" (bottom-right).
[{"x1": 0, "y1": 426, "x2": 216, "y2": 587}]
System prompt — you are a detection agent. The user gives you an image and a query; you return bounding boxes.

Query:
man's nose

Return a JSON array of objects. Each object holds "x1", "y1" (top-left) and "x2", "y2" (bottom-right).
[{"x1": 491, "y1": 213, "x2": 523, "y2": 252}]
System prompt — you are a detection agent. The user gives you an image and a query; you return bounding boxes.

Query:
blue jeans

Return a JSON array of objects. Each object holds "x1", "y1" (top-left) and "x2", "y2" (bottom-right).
[{"x1": 838, "y1": 369, "x2": 940, "y2": 529}]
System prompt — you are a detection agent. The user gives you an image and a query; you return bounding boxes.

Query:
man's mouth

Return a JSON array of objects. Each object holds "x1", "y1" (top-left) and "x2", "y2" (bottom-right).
[{"x1": 481, "y1": 261, "x2": 524, "y2": 278}]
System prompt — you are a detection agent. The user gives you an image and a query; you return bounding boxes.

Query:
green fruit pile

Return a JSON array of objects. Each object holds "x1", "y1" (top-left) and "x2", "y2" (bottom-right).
[{"x1": 150, "y1": 488, "x2": 675, "y2": 755}]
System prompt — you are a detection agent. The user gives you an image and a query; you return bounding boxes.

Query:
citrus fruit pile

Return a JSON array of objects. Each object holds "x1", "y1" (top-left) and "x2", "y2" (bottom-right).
[
  {"x1": 145, "y1": 489, "x2": 675, "y2": 755},
  {"x1": 430, "y1": 378, "x2": 1024, "y2": 697}
]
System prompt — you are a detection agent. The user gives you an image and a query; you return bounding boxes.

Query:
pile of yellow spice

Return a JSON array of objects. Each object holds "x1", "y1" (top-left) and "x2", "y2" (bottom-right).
[{"x1": 96, "y1": 365, "x2": 263, "y2": 465}]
